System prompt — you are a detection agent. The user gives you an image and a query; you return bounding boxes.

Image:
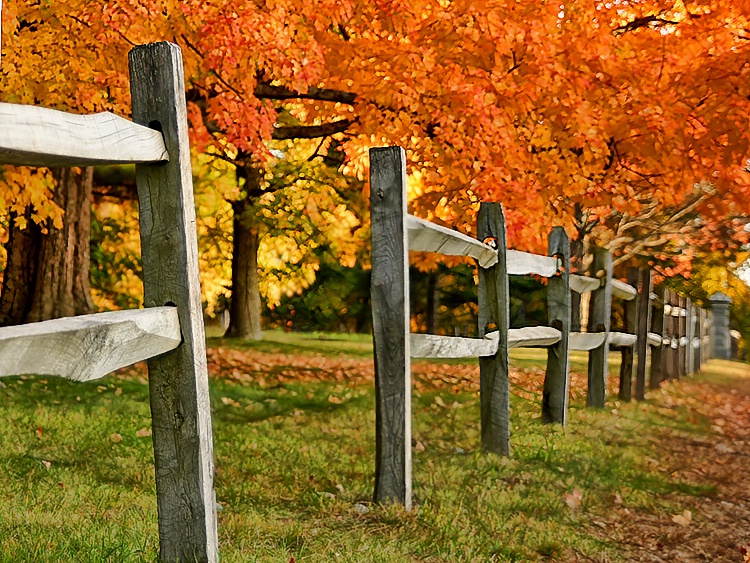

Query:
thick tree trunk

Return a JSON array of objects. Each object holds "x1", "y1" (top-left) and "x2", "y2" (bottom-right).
[
  {"x1": 0, "y1": 167, "x2": 95, "y2": 326},
  {"x1": 0, "y1": 208, "x2": 41, "y2": 325},
  {"x1": 225, "y1": 165, "x2": 263, "y2": 340}
]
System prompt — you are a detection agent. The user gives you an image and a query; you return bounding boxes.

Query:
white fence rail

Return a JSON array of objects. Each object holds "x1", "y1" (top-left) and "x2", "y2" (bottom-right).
[{"x1": 0, "y1": 103, "x2": 169, "y2": 167}]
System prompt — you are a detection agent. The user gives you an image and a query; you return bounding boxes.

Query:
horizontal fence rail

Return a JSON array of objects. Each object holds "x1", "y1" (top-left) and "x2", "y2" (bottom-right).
[
  {"x1": 410, "y1": 332, "x2": 498, "y2": 358},
  {"x1": 407, "y1": 214, "x2": 498, "y2": 268},
  {"x1": 0, "y1": 308, "x2": 180, "y2": 381},
  {"x1": 0, "y1": 102, "x2": 169, "y2": 167},
  {"x1": 570, "y1": 274, "x2": 600, "y2": 294}
]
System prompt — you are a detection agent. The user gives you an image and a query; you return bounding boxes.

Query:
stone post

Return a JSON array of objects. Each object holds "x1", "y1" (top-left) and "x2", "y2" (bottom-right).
[{"x1": 709, "y1": 292, "x2": 732, "y2": 360}]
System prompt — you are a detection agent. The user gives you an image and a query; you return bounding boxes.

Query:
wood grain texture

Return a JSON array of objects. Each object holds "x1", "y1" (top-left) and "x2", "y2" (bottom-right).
[
  {"x1": 129, "y1": 42, "x2": 218, "y2": 563},
  {"x1": 649, "y1": 285, "x2": 665, "y2": 388},
  {"x1": 477, "y1": 202, "x2": 510, "y2": 456},
  {"x1": 410, "y1": 333, "x2": 497, "y2": 358},
  {"x1": 370, "y1": 146, "x2": 412, "y2": 509},
  {"x1": 0, "y1": 307, "x2": 179, "y2": 381},
  {"x1": 618, "y1": 268, "x2": 639, "y2": 401},
  {"x1": 634, "y1": 269, "x2": 652, "y2": 400},
  {"x1": 647, "y1": 332, "x2": 662, "y2": 347},
  {"x1": 506, "y1": 250, "x2": 558, "y2": 277},
  {"x1": 570, "y1": 274, "x2": 600, "y2": 294},
  {"x1": 610, "y1": 331, "x2": 637, "y2": 348},
  {"x1": 569, "y1": 332, "x2": 607, "y2": 351},
  {"x1": 543, "y1": 226, "x2": 571, "y2": 424},
  {"x1": 508, "y1": 326, "x2": 562, "y2": 348},
  {"x1": 586, "y1": 247, "x2": 612, "y2": 408},
  {"x1": 0, "y1": 102, "x2": 168, "y2": 167},
  {"x1": 407, "y1": 215, "x2": 497, "y2": 268},
  {"x1": 611, "y1": 279, "x2": 637, "y2": 301}
]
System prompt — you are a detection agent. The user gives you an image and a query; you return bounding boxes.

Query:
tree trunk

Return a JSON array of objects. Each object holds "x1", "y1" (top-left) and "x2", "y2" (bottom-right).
[
  {"x1": 0, "y1": 208, "x2": 41, "y2": 325},
  {"x1": 225, "y1": 164, "x2": 263, "y2": 340},
  {"x1": 0, "y1": 167, "x2": 95, "y2": 326},
  {"x1": 426, "y1": 271, "x2": 439, "y2": 334}
]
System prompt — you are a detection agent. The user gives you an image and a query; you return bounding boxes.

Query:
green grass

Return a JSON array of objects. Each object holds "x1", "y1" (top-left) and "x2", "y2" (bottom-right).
[{"x1": 0, "y1": 334, "x2": 732, "y2": 562}]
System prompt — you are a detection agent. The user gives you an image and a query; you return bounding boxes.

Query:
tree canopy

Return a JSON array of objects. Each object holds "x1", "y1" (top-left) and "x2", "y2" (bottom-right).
[{"x1": 2, "y1": 0, "x2": 750, "y2": 291}]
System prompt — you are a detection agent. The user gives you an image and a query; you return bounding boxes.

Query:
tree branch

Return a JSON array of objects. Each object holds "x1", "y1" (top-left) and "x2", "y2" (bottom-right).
[
  {"x1": 613, "y1": 15, "x2": 680, "y2": 35},
  {"x1": 255, "y1": 84, "x2": 357, "y2": 105},
  {"x1": 272, "y1": 119, "x2": 355, "y2": 140}
]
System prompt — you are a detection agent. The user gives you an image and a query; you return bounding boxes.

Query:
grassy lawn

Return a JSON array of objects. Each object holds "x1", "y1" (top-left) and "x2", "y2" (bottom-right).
[{"x1": 0, "y1": 331, "x2": 736, "y2": 561}]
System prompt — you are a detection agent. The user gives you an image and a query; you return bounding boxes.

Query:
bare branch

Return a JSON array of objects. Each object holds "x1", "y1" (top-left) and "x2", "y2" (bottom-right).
[
  {"x1": 614, "y1": 15, "x2": 680, "y2": 35},
  {"x1": 272, "y1": 119, "x2": 355, "y2": 140},
  {"x1": 255, "y1": 84, "x2": 357, "y2": 105}
]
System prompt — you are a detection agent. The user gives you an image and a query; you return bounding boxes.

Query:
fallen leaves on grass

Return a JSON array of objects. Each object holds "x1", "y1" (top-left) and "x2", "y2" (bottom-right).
[
  {"x1": 564, "y1": 489, "x2": 583, "y2": 510},
  {"x1": 672, "y1": 509, "x2": 692, "y2": 527}
]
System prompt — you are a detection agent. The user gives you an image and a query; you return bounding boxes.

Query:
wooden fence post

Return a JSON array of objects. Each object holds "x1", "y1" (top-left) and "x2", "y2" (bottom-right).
[
  {"x1": 587, "y1": 247, "x2": 612, "y2": 408},
  {"x1": 618, "y1": 268, "x2": 639, "y2": 402},
  {"x1": 129, "y1": 43, "x2": 218, "y2": 563},
  {"x1": 543, "y1": 227, "x2": 570, "y2": 424},
  {"x1": 634, "y1": 269, "x2": 652, "y2": 400},
  {"x1": 369, "y1": 146, "x2": 412, "y2": 508},
  {"x1": 667, "y1": 292, "x2": 679, "y2": 379},
  {"x1": 477, "y1": 202, "x2": 510, "y2": 456},
  {"x1": 477, "y1": 203, "x2": 511, "y2": 455},
  {"x1": 686, "y1": 298, "x2": 695, "y2": 375},
  {"x1": 663, "y1": 289, "x2": 674, "y2": 380},
  {"x1": 649, "y1": 285, "x2": 665, "y2": 388},
  {"x1": 678, "y1": 295, "x2": 687, "y2": 377}
]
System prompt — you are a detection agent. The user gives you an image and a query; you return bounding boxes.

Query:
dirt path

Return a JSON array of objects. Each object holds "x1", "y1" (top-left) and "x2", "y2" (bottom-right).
[{"x1": 588, "y1": 360, "x2": 750, "y2": 562}]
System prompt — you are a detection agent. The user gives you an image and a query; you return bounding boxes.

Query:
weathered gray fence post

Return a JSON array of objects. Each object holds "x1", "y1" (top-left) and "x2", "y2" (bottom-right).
[
  {"x1": 129, "y1": 42, "x2": 218, "y2": 563},
  {"x1": 668, "y1": 293, "x2": 679, "y2": 379},
  {"x1": 587, "y1": 247, "x2": 612, "y2": 408},
  {"x1": 477, "y1": 203, "x2": 510, "y2": 455},
  {"x1": 543, "y1": 227, "x2": 570, "y2": 424},
  {"x1": 618, "y1": 268, "x2": 639, "y2": 402},
  {"x1": 634, "y1": 269, "x2": 652, "y2": 400},
  {"x1": 649, "y1": 286, "x2": 665, "y2": 388},
  {"x1": 369, "y1": 147, "x2": 412, "y2": 508},
  {"x1": 661, "y1": 289, "x2": 677, "y2": 381},
  {"x1": 686, "y1": 298, "x2": 695, "y2": 375},
  {"x1": 709, "y1": 292, "x2": 732, "y2": 360},
  {"x1": 677, "y1": 295, "x2": 687, "y2": 377}
]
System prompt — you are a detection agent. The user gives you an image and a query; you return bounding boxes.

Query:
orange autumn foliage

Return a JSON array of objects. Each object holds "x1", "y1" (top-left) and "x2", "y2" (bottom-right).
[{"x1": 2, "y1": 0, "x2": 749, "y2": 264}]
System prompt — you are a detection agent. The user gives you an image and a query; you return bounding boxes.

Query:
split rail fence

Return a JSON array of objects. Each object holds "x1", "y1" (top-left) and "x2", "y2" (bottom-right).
[
  {"x1": 370, "y1": 146, "x2": 712, "y2": 508},
  {"x1": 0, "y1": 43, "x2": 218, "y2": 563}
]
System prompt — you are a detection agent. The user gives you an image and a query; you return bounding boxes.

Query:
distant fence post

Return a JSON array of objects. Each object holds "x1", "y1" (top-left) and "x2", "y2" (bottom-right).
[
  {"x1": 662, "y1": 289, "x2": 678, "y2": 381},
  {"x1": 129, "y1": 42, "x2": 218, "y2": 563},
  {"x1": 618, "y1": 268, "x2": 639, "y2": 402},
  {"x1": 586, "y1": 247, "x2": 612, "y2": 408},
  {"x1": 649, "y1": 286, "x2": 665, "y2": 388},
  {"x1": 477, "y1": 203, "x2": 511, "y2": 455},
  {"x1": 709, "y1": 292, "x2": 732, "y2": 360},
  {"x1": 369, "y1": 146, "x2": 412, "y2": 509},
  {"x1": 542, "y1": 227, "x2": 570, "y2": 424},
  {"x1": 677, "y1": 295, "x2": 687, "y2": 377},
  {"x1": 634, "y1": 269, "x2": 652, "y2": 400},
  {"x1": 686, "y1": 298, "x2": 695, "y2": 374}
]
